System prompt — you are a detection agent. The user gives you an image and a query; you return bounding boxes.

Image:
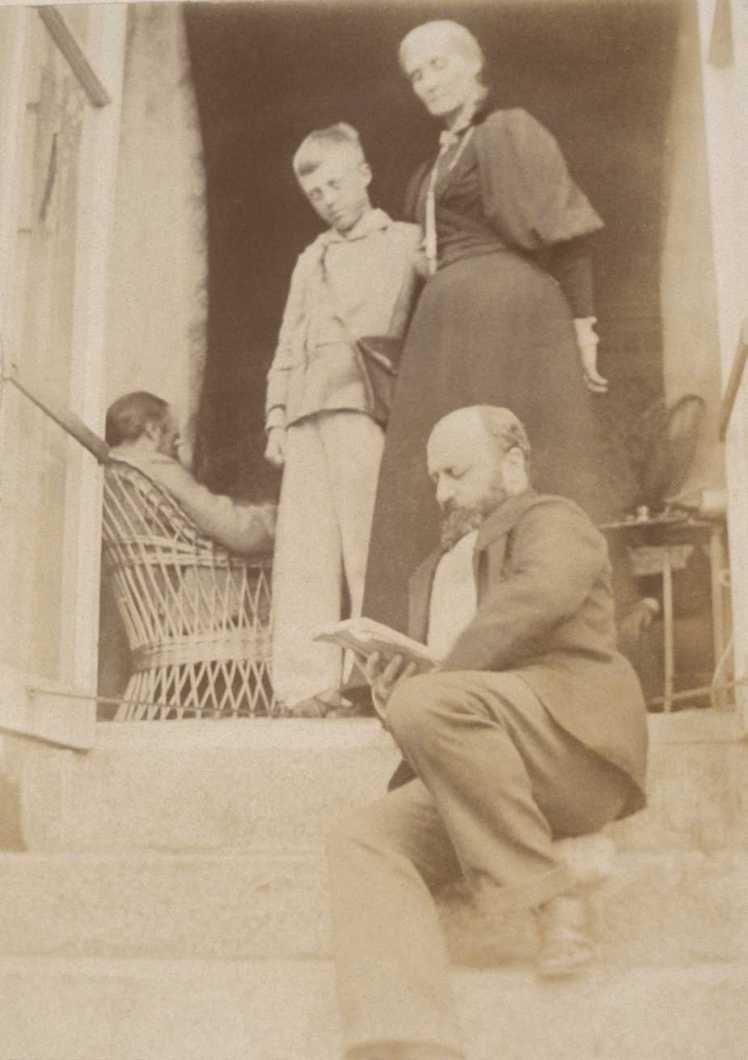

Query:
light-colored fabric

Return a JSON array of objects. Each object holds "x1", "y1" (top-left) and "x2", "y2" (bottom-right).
[
  {"x1": 426, "y1": 531, "x2": 478, "y2": 659},
  {"x1": 271, "y1": 412, "x2": 384, "y2": 705},
  {"x1": 106, "y1": 5, "x2": 207, "y2": 462},
  {"x1": 109, "y1": 447, "x2": 275, "y2": 556},
  {"x1": 329, "y1": 669, "x2": 629, "y2": 1055},
  {"x1": 265, "y1": 209, "x2": 420, "y2": 427}
]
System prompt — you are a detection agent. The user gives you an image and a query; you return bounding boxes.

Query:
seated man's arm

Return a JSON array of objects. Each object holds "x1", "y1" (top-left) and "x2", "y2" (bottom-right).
[
  {"x1": 441, "y1": 500, "x2": 608, "y2": 674},
  {"x1": 152, "y1": 458, "x2": 274, "y2": 555}
]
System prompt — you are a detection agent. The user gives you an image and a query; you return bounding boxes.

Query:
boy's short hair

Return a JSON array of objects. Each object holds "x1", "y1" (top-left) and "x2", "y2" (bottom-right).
[
  {"x1": 292, "y1": 122, "x2": 366, "y2": 179},
  {"x1": 106, "y1": 391, "x2": 169, "y2": 447}
]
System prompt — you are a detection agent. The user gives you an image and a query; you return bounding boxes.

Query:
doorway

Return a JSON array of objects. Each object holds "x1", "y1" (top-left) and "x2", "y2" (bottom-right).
[{"x1": 184, "y1": 0, "x2": 681, "y2": 499}]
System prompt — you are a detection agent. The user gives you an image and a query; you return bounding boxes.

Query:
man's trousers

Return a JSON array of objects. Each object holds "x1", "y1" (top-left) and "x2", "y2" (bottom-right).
[
  {"x1": 271, "y1": 410, "x2": 384, "y2": 706},
  {"x1": 327, "y1": 669, "x2": 631, "y2": 1059}
]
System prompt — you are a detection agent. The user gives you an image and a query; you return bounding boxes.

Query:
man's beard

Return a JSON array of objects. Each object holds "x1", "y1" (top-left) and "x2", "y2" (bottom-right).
[
  {"x1": 439, "y1": 506, "x2": 485, "y2": 551},
  {"x1": 439, "y1": 480, "x2": 508, "y2": 551}
]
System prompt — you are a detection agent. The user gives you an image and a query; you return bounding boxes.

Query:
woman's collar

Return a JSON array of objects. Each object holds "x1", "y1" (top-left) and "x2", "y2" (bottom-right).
[
  {"x1": 441, "y1": 89, "x2": 494, "y2": 137},
  {"x1": 471, "y1": 90, "x2": 496, "y2": 126}
]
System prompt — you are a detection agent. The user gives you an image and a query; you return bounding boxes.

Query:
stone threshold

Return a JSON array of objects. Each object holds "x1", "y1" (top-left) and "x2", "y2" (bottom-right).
[{"x1": 92, "y1": 706, "x2": 745, "y2": 750}]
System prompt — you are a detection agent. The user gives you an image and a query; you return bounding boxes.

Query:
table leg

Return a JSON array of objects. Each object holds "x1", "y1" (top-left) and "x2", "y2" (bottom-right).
[
  {"x1": 662, "y1": 548, "x2": 674, "y2": 712},
  {"x1": 709, "y1": 524, "x2": 729, "y2": 707}
]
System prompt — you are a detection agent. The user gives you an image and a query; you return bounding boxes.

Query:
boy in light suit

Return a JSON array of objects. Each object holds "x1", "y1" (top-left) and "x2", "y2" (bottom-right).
[{"x1": 265, "y1": 123, "x2": 420, "y2": 712}]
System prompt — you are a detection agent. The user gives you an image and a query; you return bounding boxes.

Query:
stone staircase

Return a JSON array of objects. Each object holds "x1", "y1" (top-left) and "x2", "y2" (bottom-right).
[{"x1": 1, "y1": 710, "x2": 747, "y2": 1059}]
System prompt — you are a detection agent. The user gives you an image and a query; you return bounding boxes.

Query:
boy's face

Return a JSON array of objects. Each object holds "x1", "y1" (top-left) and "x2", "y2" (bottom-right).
[{"x1": 298, "y1": 146, "x2": 372, "y2": 233}]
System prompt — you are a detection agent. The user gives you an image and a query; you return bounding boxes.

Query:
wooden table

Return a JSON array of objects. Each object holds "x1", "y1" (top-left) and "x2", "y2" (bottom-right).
[{"x1": 601, "y1": 514, "x2": 730, "y2": 710}]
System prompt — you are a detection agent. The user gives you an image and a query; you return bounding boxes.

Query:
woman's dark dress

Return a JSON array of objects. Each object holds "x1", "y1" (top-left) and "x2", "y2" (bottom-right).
[{"x1": 363, "y1": 108, "x2": 636, "y2": 632}]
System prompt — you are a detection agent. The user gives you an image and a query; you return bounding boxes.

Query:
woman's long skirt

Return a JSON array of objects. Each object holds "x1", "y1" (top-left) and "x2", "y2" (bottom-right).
[{"x1": 362, "y1": 251, "x2": 636, "y2": 632}]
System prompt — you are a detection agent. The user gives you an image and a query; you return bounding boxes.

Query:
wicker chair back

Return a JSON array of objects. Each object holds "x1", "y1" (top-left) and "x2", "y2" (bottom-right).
[{"x1": 101, "y1": 459, "x2": 274, "y2": 720}]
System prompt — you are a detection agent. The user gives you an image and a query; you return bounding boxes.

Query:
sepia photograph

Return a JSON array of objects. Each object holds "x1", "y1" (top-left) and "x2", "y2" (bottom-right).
[{"x1": 0, "y1": 1, "x2": 747, "y2": 1057}]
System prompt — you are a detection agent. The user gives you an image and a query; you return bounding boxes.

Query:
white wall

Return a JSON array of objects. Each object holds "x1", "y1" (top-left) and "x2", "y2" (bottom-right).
[
  {"x1": 660, "y1": 0, "x2": 724, "y2": 492},
  {"x1": 695, "y1": 0, "x2": 748, "y2": 714},
  {"x1": 105, "y1": 4, "x2": 207, "y2": 461}
]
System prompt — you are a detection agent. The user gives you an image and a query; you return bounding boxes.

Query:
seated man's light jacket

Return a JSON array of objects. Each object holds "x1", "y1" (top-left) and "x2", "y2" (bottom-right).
[
  {"x1": 406, "y1": 489, "x2": 648, "y2": 815},
  {"x1": 109, "y1": 447, "x2": 275, "y2": 556}
]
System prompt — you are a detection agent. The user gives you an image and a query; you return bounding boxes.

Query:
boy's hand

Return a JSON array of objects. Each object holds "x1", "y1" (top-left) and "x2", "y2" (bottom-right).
[{"x1": 265, "y1": 427, "x2": 287, "y2": 467}]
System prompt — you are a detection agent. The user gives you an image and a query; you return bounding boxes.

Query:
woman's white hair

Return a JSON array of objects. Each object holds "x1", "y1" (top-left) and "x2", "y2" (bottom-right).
[{"x1": 398, "y1": 19, "x2": 486, "y2": 77}]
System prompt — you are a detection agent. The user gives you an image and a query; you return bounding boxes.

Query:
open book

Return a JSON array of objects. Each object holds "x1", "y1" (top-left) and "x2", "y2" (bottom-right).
[{"x1": 314, "y1": 617, "x2": 437, "y2": 674}]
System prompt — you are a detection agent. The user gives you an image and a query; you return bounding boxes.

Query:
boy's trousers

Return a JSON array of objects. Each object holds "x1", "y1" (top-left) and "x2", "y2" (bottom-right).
[{"x1": 271, "y1": 410, "x2": 384, "y2": 706}]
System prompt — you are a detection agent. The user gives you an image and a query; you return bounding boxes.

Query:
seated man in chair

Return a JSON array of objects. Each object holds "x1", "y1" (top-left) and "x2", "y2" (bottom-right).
[
  {"x1": 328, "y1": 406, "x2": 648, "y2": 1060},
  {"x1": 105, "y1": 391, "x2": 275, "y2": 554}
]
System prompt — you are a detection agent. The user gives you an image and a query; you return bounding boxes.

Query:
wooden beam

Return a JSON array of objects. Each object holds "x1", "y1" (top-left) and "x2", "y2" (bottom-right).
[
  {"x1": 719, "y1": 318, "x2": 748, "y2": 441},
  {"x1": 708, "y1": 0, "x2": 733, "y2": 68},
  {"x1": 37, "y1": 6, "x2": 111, "y2": 108}
]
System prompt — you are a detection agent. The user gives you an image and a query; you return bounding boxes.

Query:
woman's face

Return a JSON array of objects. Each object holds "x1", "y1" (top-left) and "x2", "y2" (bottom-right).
[{"x1": 402, "y1": 33, "x2": 482, "y2": 123}]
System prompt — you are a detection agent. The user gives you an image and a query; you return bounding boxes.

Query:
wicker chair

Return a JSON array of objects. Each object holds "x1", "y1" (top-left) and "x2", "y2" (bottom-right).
[{"x1": 102, "y1": 459, "x2": 275, "y2": 720}]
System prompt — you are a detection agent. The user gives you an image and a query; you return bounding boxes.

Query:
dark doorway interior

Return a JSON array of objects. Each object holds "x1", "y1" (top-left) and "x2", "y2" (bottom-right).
[{"x1": 184, "y1": 0, "x2": 680, "y2": 500}]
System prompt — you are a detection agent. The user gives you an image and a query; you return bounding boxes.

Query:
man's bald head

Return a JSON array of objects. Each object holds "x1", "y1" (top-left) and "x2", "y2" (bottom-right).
[
  {"x1": 427, "y1": 406, "x2": 531, "y2": 549},
  {"x1": 429, "y1": 406, "x2": 530, "y2": 462}
]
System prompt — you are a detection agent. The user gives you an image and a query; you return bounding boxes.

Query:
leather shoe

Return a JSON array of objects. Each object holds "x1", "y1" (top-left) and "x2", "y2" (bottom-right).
[{"x1": 536, "y1": 892, "x2": 594, "y2": 978}]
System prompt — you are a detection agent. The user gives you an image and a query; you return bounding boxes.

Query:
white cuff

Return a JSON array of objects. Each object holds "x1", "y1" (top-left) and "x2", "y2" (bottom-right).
[{"x1": 265, "y1": 407, "x2": 287, "y2": 431}]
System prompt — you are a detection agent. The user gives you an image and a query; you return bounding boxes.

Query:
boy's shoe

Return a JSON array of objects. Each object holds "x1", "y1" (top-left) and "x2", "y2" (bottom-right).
[{"x1": 288, "y1": 685, "x2": 371, "y2": 718}]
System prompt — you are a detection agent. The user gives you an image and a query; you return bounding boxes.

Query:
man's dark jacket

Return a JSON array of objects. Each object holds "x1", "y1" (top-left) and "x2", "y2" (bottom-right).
[{"x1": 399, "y1": 489, "x2": 647, "y2": 816}]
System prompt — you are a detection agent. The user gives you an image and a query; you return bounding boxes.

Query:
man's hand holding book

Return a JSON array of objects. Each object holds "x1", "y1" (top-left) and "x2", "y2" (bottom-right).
[{"x1": 314, "y1": 617, "x2": 438, "y2": 721}]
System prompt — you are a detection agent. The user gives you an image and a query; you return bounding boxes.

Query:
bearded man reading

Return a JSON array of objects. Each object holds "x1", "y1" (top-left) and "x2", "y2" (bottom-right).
[{"x1": 327, "y1": 405, "x2": 648, "y2": 1060}]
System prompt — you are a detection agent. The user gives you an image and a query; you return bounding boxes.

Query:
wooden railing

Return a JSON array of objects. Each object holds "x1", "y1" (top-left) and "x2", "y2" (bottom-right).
[
  {"x1": 1, "y1": 362, "x2": 109, "y2": 464},
  {"x1": 37, "y1": 7, "x2": 111, "y2": 107}
]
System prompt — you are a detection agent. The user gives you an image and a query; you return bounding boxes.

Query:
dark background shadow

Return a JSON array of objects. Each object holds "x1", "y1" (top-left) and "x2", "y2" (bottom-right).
[{"x1": 184, "y1": 0, "x2": 680, "y2": 499}]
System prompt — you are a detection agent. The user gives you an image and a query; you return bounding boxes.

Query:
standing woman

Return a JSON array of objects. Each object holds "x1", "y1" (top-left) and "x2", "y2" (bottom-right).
[{"x1": 363, "y1": 20, "x2": 636, "y2": 632}]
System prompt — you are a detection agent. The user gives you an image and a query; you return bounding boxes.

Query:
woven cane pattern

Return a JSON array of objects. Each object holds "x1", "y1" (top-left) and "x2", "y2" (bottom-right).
[{"x1": 102, "y1": 460, "x2": 275, "y2": 719}]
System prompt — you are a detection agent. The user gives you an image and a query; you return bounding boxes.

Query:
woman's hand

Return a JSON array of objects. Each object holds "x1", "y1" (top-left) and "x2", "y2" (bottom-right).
[
  {"x1": 264, "y1": 426, "x2": 287, "y2": 467},
  {"x1": 574, "y1": 317, "x2": 608, "y2": 394},
  {"x1": 363, "y1": 651, "x2": 419, "y2": 719}
]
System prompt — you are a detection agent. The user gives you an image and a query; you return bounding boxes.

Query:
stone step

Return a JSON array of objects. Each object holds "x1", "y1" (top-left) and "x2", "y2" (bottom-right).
[
  {"x1": 6, "y1": 719, "x2": 399, "y2": 852},
  {"x1": 6, "y1": 710, "x2": 746, "y2": 854},
  {"x1": 0, "y1": 955, "x2": 745, "y2": 1060},
  {"x1": 1, "y1": 846, "x2": 746, "y2": 966}
]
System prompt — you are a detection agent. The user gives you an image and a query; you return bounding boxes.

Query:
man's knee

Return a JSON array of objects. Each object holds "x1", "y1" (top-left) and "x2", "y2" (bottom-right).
[{"x1": 387, "y1": 671, "x2": 464, "y2": 755}]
